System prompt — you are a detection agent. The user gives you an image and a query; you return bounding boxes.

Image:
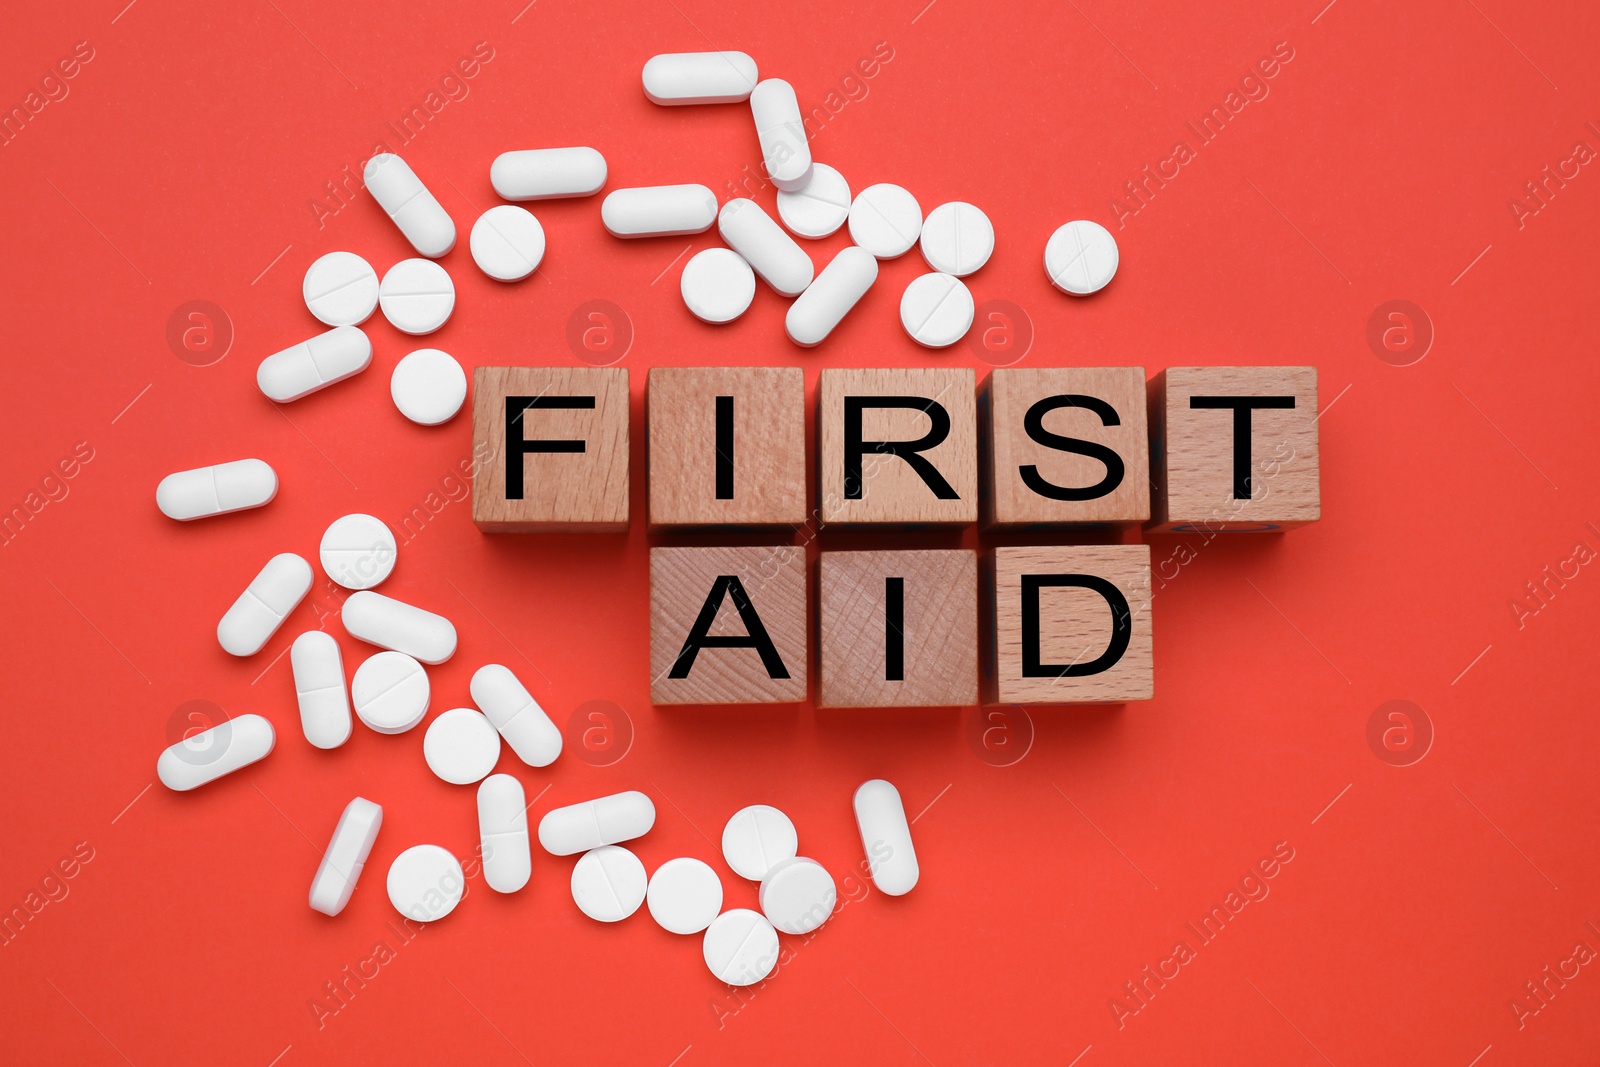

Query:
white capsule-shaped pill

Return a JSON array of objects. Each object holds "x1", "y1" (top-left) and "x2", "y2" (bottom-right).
[
  {"x1": 364, "y1": 153, "x2": 456, "y2": 258},
  {"x1": 490, "y1": 147, "x2": 608, "y2": 200},
  {"x1": 303, "y1": 251, "x2": 380, "y2": 326},
  {"x1": 854, "y1": 779, "x2": 919, "y2": 896},
  {"x1": 291, "y1": 631, "x2": 351, "y2": 749},
  {"x1": 309, "y1": 797, "x2": 382, "y2": 916},
  {"x1": 717, "y1": 198, "x2": 813, "y2": 297},
  {"x1": 601, "y1": 184, "x2": 718, "y2": 238},
  {"x1": 750, "y1": 79, "x2": 812, "y2": 191},
  {"x1": 351, "y1": 651, "x2": 430, "y2": 734},
  {"x1": 538, "y1": 790, "x2": 656, "y2": 856},
  {"x1": 760, "y1": 856, "x2": 837, "y2": 934},
  {"x1": 156, "y1": 459, "x2": 278, "y2": 521},
  {"x1": 257, "y1": 325, "x2": 372, "y2": 403},
  {"x1": 785, "y1": 245, "x2": 877, "y2": 347},
  {"x1": 469, "y1": 664, "x2": 563, "y2": 768},
  {"x1": 157, "y1": 713, "x2": 275, "y2": 791},
  {"x1": 341, "y1": 590, "x2": 457, "y2": 665},
  {"x1": 643, "y1": 51, "x2": 759, "y2": 105},
  {"x1": 703, "y1": 909, "x2": 780, "y2": 986},
  {"x1": 571, "y1": 845, "x2": 648, "y2": 922},
  {"x1": 477, "y1": 774, "x2": 531, "y2": 894},
  {"x1": 218, "y1": 553, "x2": 313, "y2": 656}
]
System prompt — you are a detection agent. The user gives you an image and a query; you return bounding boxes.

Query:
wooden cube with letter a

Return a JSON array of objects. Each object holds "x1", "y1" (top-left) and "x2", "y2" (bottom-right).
[
  {"x1": 986, "y1": 545, "x2": 1153, "y2": 704},
  {"x1": 1148, "y1": 366, "x2": 1319, "y2": 532},
  {"x1": 471, "y1": 367, "x2": 630, "y2": 532},
  {"x1": 650, "y1": 546, "x2": 808, "y2": 704},
  {"x1": 817, "y1": 550, "x2": 978, "y2": 708}
]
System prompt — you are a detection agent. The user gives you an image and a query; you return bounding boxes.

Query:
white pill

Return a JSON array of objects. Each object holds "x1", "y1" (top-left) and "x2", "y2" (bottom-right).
[
  {"x1": 386, "y1": 844, "x2": 464, "y2": 922},
  {"x1": 156, "y1": 713, "x2": 275, "y2": 791},
  {"x1": 490, "y1": 147, "x2": 607, "y2": 200},
  {"x1": 538, "y1": 791, "x2": 656, "y2": 856},
  {"x1": 848, "y1": 183, "x2": 922, "y2": 258},
  {"x1": 423, "y1": 708, "x2": 502, "y2": 785},
  {"x1": 785, "y1": 245, "x2": 878, "y2": 347},
  {"x1": 643, "y1": 51, "x2": 759, "y2": 105},
  {"x1": 919, "y1": 201, "x2": 994, "y2": 276},
  {"x1": 721, "y1": 804, "x2": 798, "y2": 881},
  {"x1": 680, "y1": 248, "x2": 755, "y2": 324},
  {"x1": 703, "y1": 909, "x2": 780, "y2": 986},
  {"x1": 309, "y1": 797, "x2": 382, "y2": 916},
  {"x1": 750, "y1": 79, "x2": 812, "y2": 192},
  {"x1": 776, "y1": 163, "x2": 851, "y2": 239},
  {"x1": 601, "y1": 184, "x2": 718, "y2": 238},
  {"x1": 156, "y1": 459, "x2": 277, "y2": 521},
  {"x1": 899, "y1": 272, "x2": 975, "y2": 348},
  {"x1": 290, "y1": 631, "x2": 351, "y2": 750},
  {"x1": 303, "y1": 251, "x2": 379, "y2": 326},
  {"x1": 854, "y1": 779, "x2": 919, "y2": 896},
  {"x1": 257, "y1": 325, "x2": 372, "y2": 403},
  {"x1": 319, "y1": 513, "x2": 397, "y2": 591},
  {"x1": 478, "y1": 774, "x2": 531, "y2": 894},
  {"x1": 364, "y1": 154, "x2": 456, "y2": 258},
  {"x1": 571, "y1": 845, "x2": 648, "y2": 922},
  {"x1": 218, "y1": 553, "x2": 313, "y2": 656},
  {"x1": 390, "y1": 349, "x2": 467, "y2": 426},
  {"x1": 379, "y1": 259, "x2": 455, "y2": 335},
  {"x1": 342, "y1": 590, "x2": 457, "y2": 665},
  {"x1": 760, "y1": 857, "x2": 837, "y2": 935},
  {"x1": 647, "y1": 857, "x2": 724, "y2": 935},
  {"x1": 470, "y1": 664, "x2": 563, "y2": 768},
  {"x1": 717, "y1": 198, "x2": 813, "y2": 296},
  {"x1": 1045, "y1": 219, "x2": 1119, "y2": 295},
  {"x1": 470, "y1": 205, "x2": 545, "y2": 282},
  {"x1": 351, "y1": 651, "x2": 430, "y2": 735}
]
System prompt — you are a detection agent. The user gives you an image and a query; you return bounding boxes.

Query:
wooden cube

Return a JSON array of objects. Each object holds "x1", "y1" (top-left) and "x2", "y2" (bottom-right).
[
  {"x1": 818, "y1": 368, "x2": 977, "y2": 525},
  {"x1": 1148, "y1": 366, "x2": 1319, "y2": 532},
  {"x1": 470, "y1": 367, "x2": 630, "y2": 532},
  {"x1": 650, "y1": 545, "x2": 808, "y2": 704},
  {"x1": 986, "y1": 545, "x2": 1153, "y2": 705},
  {"x1": 982, "y1": 367, "x2": 1151, "y2": 527},
  {"x1": 817, "y1": 550, "x2": 978, "y2": 708},
  {"x1": 647, "y1": 367, "x2": 807, "y2": 528}
]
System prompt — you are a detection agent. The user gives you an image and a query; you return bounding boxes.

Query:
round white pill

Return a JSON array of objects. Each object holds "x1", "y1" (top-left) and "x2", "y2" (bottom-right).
[
  {"x1": 721, "y1": 804, "x2": 798, "y2": 881},
  {"x1": 703, "y1": 909, "x2": 780, "y2": 986},
  {"x1": 776, "y1": 163, "x2": 851, "y2": 239},
  {"x1": 423, "y1": 708, "x2": 502, "y2": 785},
  {"x1": 319, "y1": 513, "x2": 397, "y2": 590},
  {"x1": 390, "y1": 348, "x2": 467, "y2": 426},
  {"x1": 351, "y1": 651, "x2": 429, "y2": 734},
  {"x1": 1045, "y1": 220, "x2": 1119, "y2": 295},
  {"x1": 387, "y1": 844, "x2": 464, "y2": 922},
  {"x1": 470, "y1": 205, "x2": 546, "y2": 282},
  {"x1": 379, "y1": 259, "x2": 455, "y2": 335},
  {"x1": 571, "y1": 845, "x2": 648, "y2": 922},
  {"x1": 848, "y1": 183, "x2": 922, "y2": 258},
  {"x1": 899, "y1": 272, "x2": 975, "y2": 348},
  {"x1": 303, "y1": 251, "x2": 379, "y2": 327},
  {"x1": 680, "y1": 248, "x2": 755, "y2": 324},
  {"x1": 759, "y1": 857, "x2": 837, "y2": 935},
  {"x1": 919, "y1": 201, "x2": 994, "y2": 277},
  {"x1": 647, "y1": 857, "x2": 724, "y2": 935}
]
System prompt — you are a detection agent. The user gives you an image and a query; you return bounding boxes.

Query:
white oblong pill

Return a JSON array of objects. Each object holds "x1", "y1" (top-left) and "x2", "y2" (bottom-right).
[
  {"x1": 303, "y1": 251, "x2": 379, "y2": 326},
  {"x1": 648, "y1": 857, "x2": 724, "y2": 935},
  {"x1": 680, "y1": 248, "x2": 755, "y2": 324},
  {"x1": 218, "y1": 553, "x2": 313, "y2": 656},
  {"x1": 717, "y1": 198, "x2": 813, "y2": 296},
  {"x1": 470, "y1": 205, "x2": 545, "y2": 282},
  {"x1": 351, "y1": 651, "x2": 430, "y2": 734},
  {"x1": 785, "y1": 245, "x2": 877, "y2": 347},
  {"x1": 643, "y1": 51, "x2": 759, "y2": 105},
  {"x1": 389, "y1": 348, "x2": 467, "y2": 427},
  {"x1": 899, "y1": 272, "x2": 975, "y2": 348},
  {"x1": 760, "y1": 857, "x2": 837, "y2": 935},
  {"x1": 319, "y1": 513, "x2": 397, "y2": 591},
  {"x1": 309, "y1": 797, "x2": 382, "y2": 916},
  {"x1": 342, "y1": 590, "x2": 457, "y2": 665},
  {"x1": 291, "y1": 631, "x2": 351, "y2": 749},
  {"x1": 919, "y1": 201, "x2": 994, "y2": 276},
  {"x1": 571, "y1": 845, "x2": 648, "y2": 922},
  {"x1": 1045, "y1": 219, "x2": 1119, "y2": 295},
  {"x1": 538, "y1": 791, "x2": 656, "y2": 856},
  {"x1": 470, "y1": 664, "x2": 563, "y2": 768},
  {"x1": 257, "y1": 325, "x2": 373, "y2": 403},
  {"x1": 364, "y1": 154, "x2": 456, "y2": 258},
  {"x1": 703, "y1": 909, "x2": 780, "y2": 986},
  {"x1": 776, "y1": 163, "x2": 851, "y2": 239},
  {"x1": 478, "y1": 773, "x2": 531, "y2": 894},
  {"x1": 156, "y1": 458, "x2": 278, "y2": 521},
  {"x1": 386, "y1": 844, "x2": 464, "y2": 922},
  {"x1": 721, "y1": 804, "x2": 798, "y2": 881},
  {"x1": 379, "y1": 259, "x2": 455, "y2": 335},
  {"x1": 157, "y1": 713, "x2": 276, "y2": 791},
  {"x1": 423, "y1": 708, "x2": 502, "y2": 785},
  {"x1": 490, "y1": 147, "x2": 607, "y2": 200},
  {"x1": 854, "y1": 779, "x2": 919, "y2": 896},
  {"x1": 750, "y1": 79, "x2": 812, "y2": 191},
  {"x1": 601, "y1": 184, "x2": 718, "y2": 238},
  {"x1": 849, "y1": 183, "x2": 922, "y2": 258}
]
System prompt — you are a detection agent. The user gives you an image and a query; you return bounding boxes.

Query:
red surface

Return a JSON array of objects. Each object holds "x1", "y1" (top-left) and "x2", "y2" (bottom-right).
[{"x1": 2, "y1": 1, "x2": 1598, "y2": 1063}]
